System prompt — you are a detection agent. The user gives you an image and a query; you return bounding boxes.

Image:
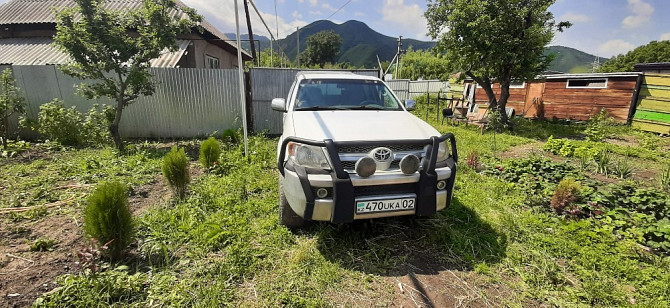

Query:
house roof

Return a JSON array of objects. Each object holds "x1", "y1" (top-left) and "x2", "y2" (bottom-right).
[
  {"x1": 0, "y1": 37, "x2": 191, "y2": 67},
  {"x1": 634, "y1": 62, "x2": 670, "y2": 71},
  {"x1": 543, "y1": 72, "x2": 642, "y2": 80},
  {"x1": 0, "y1": 0, "x2": 251, "y2": 60}
]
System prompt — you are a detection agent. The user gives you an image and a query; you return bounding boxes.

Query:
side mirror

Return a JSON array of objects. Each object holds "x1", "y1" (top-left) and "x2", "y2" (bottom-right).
[
  {"x1": 404, "y1": 99, "x2": 416, "y2": 111},
  {"x1": 271, "y1": 98, "x2": 287, "y2": 112}
]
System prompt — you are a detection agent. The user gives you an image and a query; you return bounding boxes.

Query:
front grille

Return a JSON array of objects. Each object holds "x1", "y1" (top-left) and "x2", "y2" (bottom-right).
[
  {"x1": 341, "y1": 159, "x2": 402, "y2": 170},
  {"x1": 337, "y1": 144, "x2": 425, "y2": 154},
  {"x1": 354, "y1": 183, "x2": 416, "y2": 197}
]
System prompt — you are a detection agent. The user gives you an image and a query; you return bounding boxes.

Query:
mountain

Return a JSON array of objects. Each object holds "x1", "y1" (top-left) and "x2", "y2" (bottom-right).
[
  {"x1": 544, "y1": 46, "x2": 607, "y2": 73},
  {"x1": 224, "y1": 33, "x2": 271, "y2": 54},
  {"x1": 277, "y1": 20, "x2": 436, "y2": 68}
]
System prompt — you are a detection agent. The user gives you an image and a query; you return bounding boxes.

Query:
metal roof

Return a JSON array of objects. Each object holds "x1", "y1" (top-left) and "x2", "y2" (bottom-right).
[
  {"x1": 543, "y1": 72, "x2": 642, "y2": 80},
  {"x1": 0, "y1": 37, "x2": 190, "y2": 67},
  {"x1": 0, "y1": 0, "x2": 250, "y2": 58}
]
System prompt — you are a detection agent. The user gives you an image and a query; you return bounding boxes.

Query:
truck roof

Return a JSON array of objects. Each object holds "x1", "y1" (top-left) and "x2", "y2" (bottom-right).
[{"x1": 296, "y1": 71, "x2": 380, "y2": 81}]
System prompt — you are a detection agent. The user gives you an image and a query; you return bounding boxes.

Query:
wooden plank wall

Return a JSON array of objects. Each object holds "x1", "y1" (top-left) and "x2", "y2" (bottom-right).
[
  {"x1": 542, "y1": 77, "x2": 637, "y2": 122},
  {"x1": 463, "y1": 77, "x2": 638, "y2": 123},
  {"x1": 632, "y1": 74, "x2": 670, "y2": 134}
]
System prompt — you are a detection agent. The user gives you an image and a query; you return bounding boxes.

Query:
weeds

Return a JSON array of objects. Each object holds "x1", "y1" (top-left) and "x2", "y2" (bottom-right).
[
  {"x1": 30, "y1": 238, "x2": 57, "y2": 252},
  {"x1": 660, "y1": 162, "x2": 670, "y2": 189},
  {"x1": 584, "y1": 108, "x2": 615, "y2": 142},
  {"x1": 612, "y1": 153, "x2": 635, "y2": 179},
  {"x1": 466, "y1": 150, "x2": 480, "y2": 170},
  {"x1": 594, "y1": 148, "x2": 612, "y2": 176}
]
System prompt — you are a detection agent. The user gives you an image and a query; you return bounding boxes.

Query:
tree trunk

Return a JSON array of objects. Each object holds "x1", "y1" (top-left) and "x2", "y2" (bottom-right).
[
  {"x1": 110, "y1": 101, "x2": 124, "y2": 152},
  {"x1": 498, "y1": 82, "x2": 511, "y2": 124}
]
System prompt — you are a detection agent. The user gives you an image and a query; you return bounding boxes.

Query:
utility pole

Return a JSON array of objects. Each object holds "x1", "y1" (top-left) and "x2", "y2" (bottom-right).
[
  {"x1": 243, "y1": 0, "x2": 257, "y2": 65},
  {"x1": 395, "y1": 36, "x2": 403, "y2": 79},
  {"x1": 296, "y1": 26, "x2": 300, "y2": 68}
]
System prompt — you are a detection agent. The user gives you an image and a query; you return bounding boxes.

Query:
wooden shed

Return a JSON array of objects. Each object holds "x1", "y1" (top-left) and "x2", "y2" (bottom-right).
[
  {"x1": 631, "y1": 74, "x2": 670, "y2": 134},
  {"x1": 465, "y1": 72, "x2": 641, "y2": 123}
]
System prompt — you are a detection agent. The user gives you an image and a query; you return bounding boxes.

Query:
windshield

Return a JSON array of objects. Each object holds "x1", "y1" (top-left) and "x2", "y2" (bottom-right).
[{"x1": 294, "y1": 78, "x2": 403, "y2": 111}]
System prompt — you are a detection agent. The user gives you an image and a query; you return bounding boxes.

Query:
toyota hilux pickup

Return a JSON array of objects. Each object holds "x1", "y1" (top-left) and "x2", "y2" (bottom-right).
[{"x1": 272, "y1": 71, "x2": 457, "y2": 228}]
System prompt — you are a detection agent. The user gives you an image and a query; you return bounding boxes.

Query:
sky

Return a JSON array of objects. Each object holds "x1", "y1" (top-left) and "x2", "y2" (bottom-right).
[{"x1": 1, "y1": 0, "x2": 668, "y2": 58}]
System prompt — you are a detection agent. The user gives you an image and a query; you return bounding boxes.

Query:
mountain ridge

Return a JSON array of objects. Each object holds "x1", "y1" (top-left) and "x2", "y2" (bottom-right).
[{"x1": 230, "y1": 20, "x2": 604, "y2": 72}]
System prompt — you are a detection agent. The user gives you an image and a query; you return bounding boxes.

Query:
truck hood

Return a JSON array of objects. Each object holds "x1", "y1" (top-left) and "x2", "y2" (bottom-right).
[{"x1": 290, "y1": 111, "x2": 440, "y2": 142}]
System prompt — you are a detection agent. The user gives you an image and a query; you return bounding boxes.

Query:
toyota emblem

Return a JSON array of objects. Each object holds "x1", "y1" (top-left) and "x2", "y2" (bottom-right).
[{"x1": 372, "y1": 147, "x2": 392, "y2": 162}]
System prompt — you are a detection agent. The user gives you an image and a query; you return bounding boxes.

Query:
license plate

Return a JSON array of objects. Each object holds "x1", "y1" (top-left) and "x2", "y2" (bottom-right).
[{"x1": 356, "y1": 197, "x2": 415, "y2": 214}]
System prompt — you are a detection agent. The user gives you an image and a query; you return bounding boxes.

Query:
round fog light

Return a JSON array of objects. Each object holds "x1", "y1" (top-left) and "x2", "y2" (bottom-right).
[
  {"x1": 316, "y1": 188, "x2": 328, "y2": 198},
  {"x1": 355, "y1": 156, "x2": 376, "y2": 178},
  {"x1": 400, "y1": 154, "x2": 420, "y2": 174},
  {"x1": 437, "y1": 180, "x2": 447, "y2": 190}
]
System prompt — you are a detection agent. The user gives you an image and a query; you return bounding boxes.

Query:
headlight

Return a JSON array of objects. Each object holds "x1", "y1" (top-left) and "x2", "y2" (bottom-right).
[
  {"x1": 288, "y1": 142, "x2": 331, "y2": 169},
  {"x1": 436, "y1": 141, "x2": 449, "y2": 161}
]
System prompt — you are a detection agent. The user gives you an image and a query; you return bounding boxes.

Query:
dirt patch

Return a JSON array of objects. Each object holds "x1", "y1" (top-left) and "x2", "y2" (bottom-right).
[
  {"x1": 0, "y1": 175, "x2": 168, "y2": 308},
  {"x1": 384, "y1": 257, "x2": 524, "y2": 308},
  {"x1": 498, "y1": 143, "x2": 544, "y2": 159},
  {"x1": 605, "y1": 136, "x2": 639, "y2": 148},
  {"x1": 0, "y1": 211, "x2": 83, "y2": 308}
]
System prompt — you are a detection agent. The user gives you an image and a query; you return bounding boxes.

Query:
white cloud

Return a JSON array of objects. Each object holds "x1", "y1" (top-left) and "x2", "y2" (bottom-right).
[
  {"x1": 622, "y1": 0, "x2": 654, "y2": 28},
  {"x1": 182, "y1": 0, "x2": 306, "y2": 39},
  {"x1": 661, "y1": 33, "x2": 670, "y2": 41},
  {"x1": 292, "y1": 10, "x2": 302, "y2": 19},
  {"x1": 598, "y1": 39, "x2": 635, "y2": 57},
  {"x1": 381, "y1": 0, "x2": 427, "y2": 39},
  {"x1": 309, "y1": 10, "x2": 323, "y2": 16},
  {"x1": 321, "y1": 3, "x2": 337, "y2": 12},
  {"x1": 298, "y1": 0, "x2": 318, "y2": 5},
  {"x1": 559, "y1": 12, "x2": 590, "y2": 24}
]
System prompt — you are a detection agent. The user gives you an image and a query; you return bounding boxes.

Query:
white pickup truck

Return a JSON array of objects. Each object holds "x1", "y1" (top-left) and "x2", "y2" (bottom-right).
[{"x1": 272, "y1": 71, "x2": 457, "y2": 228}]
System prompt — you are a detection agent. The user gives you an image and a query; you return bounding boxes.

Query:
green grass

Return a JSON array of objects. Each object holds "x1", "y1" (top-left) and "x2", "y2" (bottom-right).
[{"x1": 3, "y1": 117, "x2": 667, "y2": 306}]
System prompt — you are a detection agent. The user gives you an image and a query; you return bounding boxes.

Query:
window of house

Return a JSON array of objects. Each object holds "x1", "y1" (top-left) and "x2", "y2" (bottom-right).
[
  {"x1": 566, "y1": 78, "x2": 608, "y2": 88},
  {"x1": 509, "y1": 81, "x2": 526, "y2": 88},
  {"x1": 205, "y1": 55, "x2": 220, "y2": 69}
]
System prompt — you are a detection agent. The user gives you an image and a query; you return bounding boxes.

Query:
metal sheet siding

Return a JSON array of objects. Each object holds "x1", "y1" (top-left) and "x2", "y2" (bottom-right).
[
  {"x1": 0, "y1": 38, "x2": 189, "y2": 67},
  {"x1": 249, "y1": 68, "x2": 379, "y2": 134},
  {"x1": 12, "y1": 65, "x2": 242, "y2": 138}
]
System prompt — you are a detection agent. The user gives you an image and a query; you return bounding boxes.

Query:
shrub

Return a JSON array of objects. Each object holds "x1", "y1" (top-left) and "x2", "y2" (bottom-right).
[
  {"x1": 30, "y1": 238, "x2": 57, "y2": 252},
  {"x1": 584, "y1": 108, "x2": 615, "y2": 142},
  {"x1": 162, "y1": 147, "x2": 190, "y2": 199},
  {"x1": 466, "y1": 150, "x2": 480, "y2": 170},
  {"x1": 221, "y1": 129, "x2": 239, "y2": 144},
  {"x1": 199, "y1": 137, "x2": 221, "y2": 169},
  {"x1": 550, "y1": 178, "x2": 581, "y2": 214},
  {"x1": 32, "y1": 99, "x2": 112, "y2": 147},
  {"x1": 84, "y1": 181, "x2": 133, "y2": 260},
  {"x1": 35, "y1": 99, "x2": 82, "y2": 146},
  {"x1": 0, "y1": 68, "x2": 26, "y2": 150}
]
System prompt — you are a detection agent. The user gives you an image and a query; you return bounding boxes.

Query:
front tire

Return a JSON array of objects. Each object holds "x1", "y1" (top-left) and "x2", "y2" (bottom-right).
[{"x1": 278, "y1": 176, "x2": 306, "y2": 229}]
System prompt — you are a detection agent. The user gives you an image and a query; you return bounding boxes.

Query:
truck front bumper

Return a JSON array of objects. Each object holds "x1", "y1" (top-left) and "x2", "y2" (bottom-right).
[{"x1": 278, "y1": 134, "x2": 458, "y2": 223}]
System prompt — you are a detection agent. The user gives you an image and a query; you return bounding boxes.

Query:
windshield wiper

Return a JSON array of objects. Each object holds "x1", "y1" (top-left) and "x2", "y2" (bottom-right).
[
  {"x1": 346, "y1": 104, "x2": 386, "y2": 110},
  {"x1": 295, "y1": 106, "x2": 347, "y2": 111}
]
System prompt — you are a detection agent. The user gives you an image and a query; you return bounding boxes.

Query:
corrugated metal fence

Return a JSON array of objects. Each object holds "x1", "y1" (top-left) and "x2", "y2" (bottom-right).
[
  {"x1": 11, "y1": 65, "x2": 241, "y2": 138},
  {"x1": 250, "y1": 68, "x2": 379, "y2": 135},
  {"x1": 387, "y1": 79, "x2": 450, "y2": 101}
]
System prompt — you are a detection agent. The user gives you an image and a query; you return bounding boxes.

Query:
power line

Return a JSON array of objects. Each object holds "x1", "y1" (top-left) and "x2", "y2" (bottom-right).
[
  {"x1": 247, "y1": 0, "x2": 288, "y2": 62},
  {"x1": 325, "y1": 0, "x2": 352, "y2": 21}
]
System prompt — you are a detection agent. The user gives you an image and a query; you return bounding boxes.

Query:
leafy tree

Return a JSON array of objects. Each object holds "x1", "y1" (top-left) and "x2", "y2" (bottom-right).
[
  {"x1": 300, "y1": 30, "x2": 343, "y2": 68},
  {"x1": 400, "y1": 47, "x2": 451, "y2": 81},
  {"x1": 250, "y1": 49, "x2": 288, "y2": 68},
  {"x1": 54, "y1": 0, "x2": 201, "y2": 151},
  {"x1": 0, "y1": 68, "x2": 26, "y2": 150},
  {"x1": 425, "y1": 0, "x2": 571, "y2": 123},
  {"x1": 599, "y1": 40, "x2": 670, "y2": 73}
]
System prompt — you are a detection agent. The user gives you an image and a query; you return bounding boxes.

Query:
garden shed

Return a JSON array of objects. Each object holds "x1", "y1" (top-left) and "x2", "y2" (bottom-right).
[{"x1": 464, "y1": 72, "x2": 642, "y2": 123}]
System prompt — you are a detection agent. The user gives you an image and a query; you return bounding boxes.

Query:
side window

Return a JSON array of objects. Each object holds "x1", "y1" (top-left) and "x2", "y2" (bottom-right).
[{"x1": 206, "y1": 55, "x2": 220, "y2": 69}]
